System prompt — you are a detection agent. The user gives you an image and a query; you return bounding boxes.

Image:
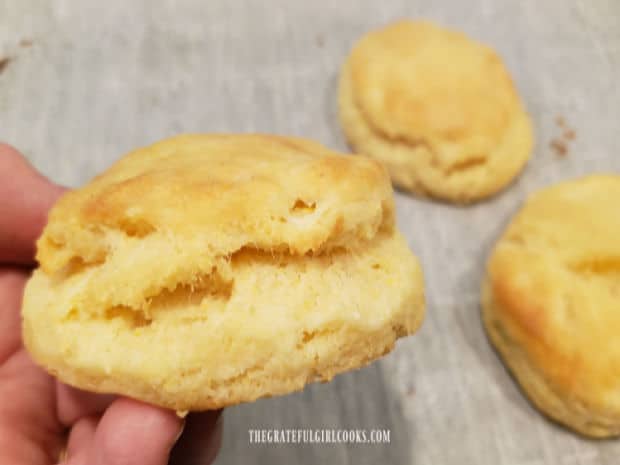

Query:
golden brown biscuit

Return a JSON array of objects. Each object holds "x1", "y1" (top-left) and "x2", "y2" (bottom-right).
[
  {"x1": 22, "y1": 134, "x2": 425, "y2": 411},
  {"x1": 339, "y1": 20, "x2": 533, "y2": 202},
  {"x1": 482, "y1": 175, "x2": 620, "y2": 437}
]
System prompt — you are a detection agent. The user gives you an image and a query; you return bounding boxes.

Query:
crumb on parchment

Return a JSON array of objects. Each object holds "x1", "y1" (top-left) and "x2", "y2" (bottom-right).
[
  {"x1": 0, "y1": 57, "x2": 12, "y2": 74},
  {"x1": 550, "y1": 138, "x2": 568, "y2": 157},
  {"x1": 551, "y1": 115, "x2": 576, "y2": 158}
]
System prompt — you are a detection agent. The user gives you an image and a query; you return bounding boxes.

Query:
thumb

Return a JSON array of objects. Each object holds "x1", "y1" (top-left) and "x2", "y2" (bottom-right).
[
  {"x1": 84, "y1": 398, "x2": 183, "y2": 465},
  {"x1": 0, "y1": 144, "x2": 65, "y2": 265}
]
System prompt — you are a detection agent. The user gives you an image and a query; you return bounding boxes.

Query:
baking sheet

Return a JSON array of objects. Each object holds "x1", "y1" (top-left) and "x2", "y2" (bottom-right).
[{"x1": 1, "y1": 0, "x2": 619, "y2": 463}]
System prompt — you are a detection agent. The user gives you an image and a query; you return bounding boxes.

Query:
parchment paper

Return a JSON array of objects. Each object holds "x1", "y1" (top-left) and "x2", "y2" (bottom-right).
[{"x1": 1, "y1": 1, "x2": 619, "y2": 463}]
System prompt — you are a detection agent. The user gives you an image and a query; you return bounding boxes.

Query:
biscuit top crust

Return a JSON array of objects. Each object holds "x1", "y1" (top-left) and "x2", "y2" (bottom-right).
[
  {"x1": 37, "y1": 134, "x2": 394, "y2": 274},
  {"x1": 348, "y1": 20, "x2": 520, "y2": 157},
  {"x1": 488, "y1": 175, "x2": 620, "y2": 408}
]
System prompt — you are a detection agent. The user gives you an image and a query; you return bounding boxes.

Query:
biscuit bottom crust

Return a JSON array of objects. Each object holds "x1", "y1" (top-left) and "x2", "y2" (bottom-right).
[{"x1": 23, "y1": 231, "x2": 424, "y2": 410}]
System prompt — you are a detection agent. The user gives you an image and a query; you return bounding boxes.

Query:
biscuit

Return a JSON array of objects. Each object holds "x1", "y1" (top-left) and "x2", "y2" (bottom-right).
[
  {"x1": 338, "y1": 20, "x2": 533, "y2": 202},
  {"x1": 482, "y1": 175, "x2": 620, "y2": 437},
  {"x1": 22, "y1": 134, "x2": 425, "y2": 411}
]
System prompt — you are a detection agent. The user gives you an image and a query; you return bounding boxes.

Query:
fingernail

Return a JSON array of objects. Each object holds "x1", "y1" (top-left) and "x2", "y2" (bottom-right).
[{"x1": 57, "y1": 446, "x2": 68, "y2": 463}]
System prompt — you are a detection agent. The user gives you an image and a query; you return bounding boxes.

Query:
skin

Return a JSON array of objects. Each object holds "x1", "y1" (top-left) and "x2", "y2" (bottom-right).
[{"x1": 0, "y1": 144, "x2": 222, "y2": 465}]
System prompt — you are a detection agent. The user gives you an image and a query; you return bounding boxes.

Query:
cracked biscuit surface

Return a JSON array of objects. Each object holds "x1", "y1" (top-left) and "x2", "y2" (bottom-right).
[
  {"x1": 22, "y1": 134, "x2": 425, "y2": 410},
  {"x1": 482, "y1": 175, "x2": 620, "y2": 437},
  {"x1": 338, "y1": 20, "x2": 533, "y2": 202}
]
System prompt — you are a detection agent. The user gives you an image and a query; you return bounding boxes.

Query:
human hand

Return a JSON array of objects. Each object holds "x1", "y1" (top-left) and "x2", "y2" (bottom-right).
[{"x1": 0, "y1": 144, "x2": 222, "y2": 464}]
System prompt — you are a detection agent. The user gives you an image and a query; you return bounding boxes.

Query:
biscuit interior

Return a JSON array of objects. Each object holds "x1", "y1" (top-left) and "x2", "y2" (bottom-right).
[
  {"x1": 482, "y1": 175, "x2": 620, "y2": 437},
  {"x1": 339, "y1": 20, "x2": 533, "y2": 202},
  {"x1": 23, "y1": 134, "x2": 425, "y2": 410}
]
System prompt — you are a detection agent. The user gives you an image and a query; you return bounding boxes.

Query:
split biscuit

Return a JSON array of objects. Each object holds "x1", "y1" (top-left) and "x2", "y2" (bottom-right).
[{"x1": 22, "y1": 134, "x2": 425, "y2": 411}]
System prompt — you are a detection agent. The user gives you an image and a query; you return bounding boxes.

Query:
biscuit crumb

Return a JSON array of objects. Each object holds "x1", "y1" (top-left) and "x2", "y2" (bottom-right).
[
  {"x1": 405, "y1": 385, "x2": 415, "y2": 397},
  {"x1": 0, "y1": 57, "x2": 12, "y2": 74},
  {"x1": 316, "y1": 35, "x2": 324, "y2": 48},
  {"x1": 564, "y1": 129, "x2": 576, "y2": 141},
  {"x1": 19, "y1": 39, "x2": 33, "y2": 48},
  {"x1": 551, "y1": 116, "x2": 575, "y2": 157},
  {"x1": 550, "y1": 139, "x2": 567, "y2": 157},
  {"x1": 176, "y1": 410, "x2": 189, "y2": 418}
]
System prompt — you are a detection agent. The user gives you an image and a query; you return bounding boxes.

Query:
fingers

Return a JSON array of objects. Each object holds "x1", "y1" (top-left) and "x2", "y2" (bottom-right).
[
  {"x1": 169, "y1": 410, "x2": 223, "y2": 465},
  {"x1": 56, "y1": 383, "x2": 117, "y2": 427},
  {"x1": 86, "y1": 398, "x2": 183, "y2": 465},
  {"x1": 0, "y1": 268, "x2": 28, "y2": 362},
  {"x1": 64, "y1": 415, "x2": 98, "y2": 462},
  {"x1": 0, "y1": 351, "x2": 64, "y2": 465},
  {"x1": 62, "y1": 404, "x2": 223, "y2": 465},
  {"x1": 0, "y1": 143, "x2": 65, "y2": 265}
]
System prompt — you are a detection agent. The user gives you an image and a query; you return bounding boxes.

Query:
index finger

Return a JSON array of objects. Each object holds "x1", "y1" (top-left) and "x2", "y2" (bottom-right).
[{"x1": 0, "y1": 144, "x2": 65, "y2": 265}]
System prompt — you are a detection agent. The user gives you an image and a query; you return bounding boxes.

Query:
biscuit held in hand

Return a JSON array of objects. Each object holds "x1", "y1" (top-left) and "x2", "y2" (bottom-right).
[
  {"x1": 339, "y1": 20, "x2": 533, "y2": 202},
  {"x1": 482, "y1": 175, "x2": 620, "y2": 437},
  {"x1": 22, "y1": 134, "x2": 425, "y2": 411}
]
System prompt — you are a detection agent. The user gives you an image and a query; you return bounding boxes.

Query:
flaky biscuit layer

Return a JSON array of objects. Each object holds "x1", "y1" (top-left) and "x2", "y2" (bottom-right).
[{"x1": 23, "y1": 134, "x2": 425, "y2": 410}]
